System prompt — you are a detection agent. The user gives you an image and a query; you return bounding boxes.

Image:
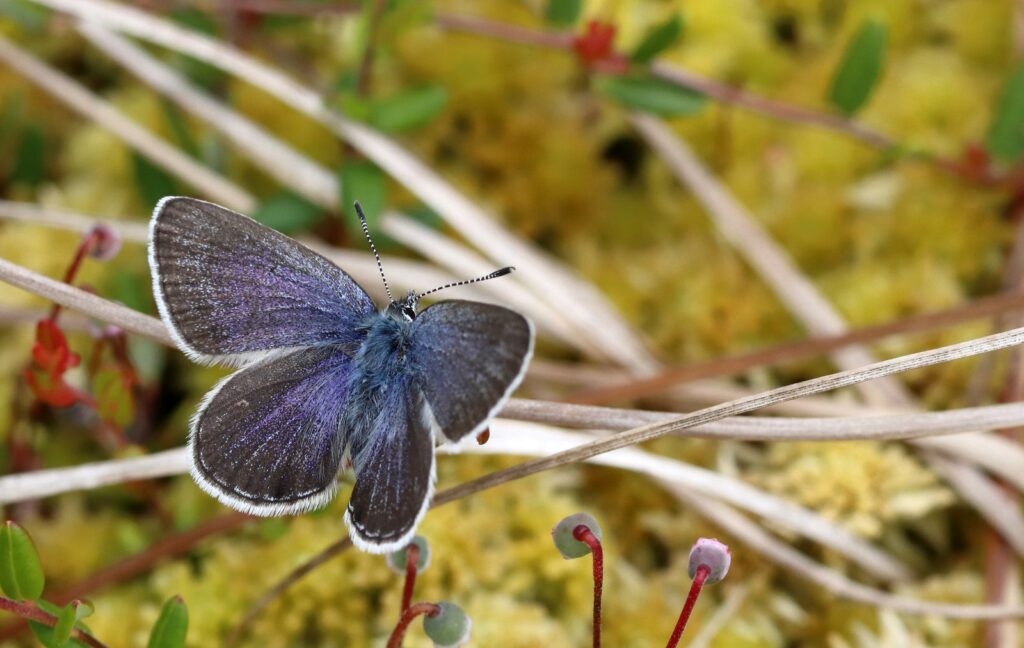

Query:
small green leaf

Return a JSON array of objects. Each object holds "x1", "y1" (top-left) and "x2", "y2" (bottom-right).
[
  {"x1": 339, "y1": 161, "x2": 387, "y2": 232},
  {"x1": 94, "y1": 367, "x2": 134, "y2": 430},
  {"x1": 986, "y1": 60, "x2": 1024, "y2": 163},
  {"x1": 630, "y1": 14, "x2": 683, "y2": 64},
  {"x1": 160, "y1": 100, "x2": 199, "y2": 158},
  {"x1": 11, "y1": 124, "x2": 45, "y2": 186},
  {"x1": 545, "y1": 0, "x2": 581, "y2": 27},
  {"x1": 0, "y1": 521, "x2": 45, "y2": 600},
  {"x1": 28, "y1": 621, "x2": 88, "y2": 648},
  {"x1": 828, "y1": 19, "x2": 887, "y2": 116},
  {"x1": 597, "y1": 75, "x2": 706, "y2": 116},
  {"x1": 131, "y1": 154, "x2": 178, "y2": 208},
  {"x1": 0, "y1": 0, "x2": 50, "y2": 32},
  {"x1": 251, "y1": 192, "x2": 325, "y2": 234},
  {"x1": 74, "y1": 600, "x2": 94, "y2": 621},
  {"x1": 52, "y1": 603, "x2": 76, "y2": 647},
  {"x1": 370, "y1": 85, "x2": 448, "y2": 133},
  {"x1": 147, "y1": 596, "x2": 188, "y2": 648}
]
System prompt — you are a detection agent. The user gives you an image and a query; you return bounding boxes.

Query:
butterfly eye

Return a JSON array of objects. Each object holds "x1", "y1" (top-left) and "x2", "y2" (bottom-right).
[{"x1": 402, "y1": 305, "x2": 416, "y2": 320}]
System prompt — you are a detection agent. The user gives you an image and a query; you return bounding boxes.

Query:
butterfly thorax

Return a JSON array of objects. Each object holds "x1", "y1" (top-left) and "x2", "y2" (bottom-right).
[{"x1": 341, "y1": 310, "x2": 415, "y2": 460}]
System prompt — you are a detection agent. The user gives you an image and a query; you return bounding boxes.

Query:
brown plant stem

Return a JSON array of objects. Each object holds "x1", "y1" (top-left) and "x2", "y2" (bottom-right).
[
  {"x1": 569, "y1": 290, "x2": 1024, "y2": 405},
  {"x1": 386, "y1": 602, "x2": 440, "y2": 648},
  {"x1": 400, "y1": 544, "x2": 420, "y2": 615},
  {"x1": 48, "y1": 229, "x2": 101, "y2": 322},
  {"x1": 0, "y1": 596, "x2": 108, "y2": 648},
  {"x1": 0, "y1": 512, "x2": 250, "y2": 642},
  {"x1": 227, "y1": 537, "x2": 353, "y2": 647},
  {"x1": 435, "y1": 14, "x2": 991, "y2": 183}
]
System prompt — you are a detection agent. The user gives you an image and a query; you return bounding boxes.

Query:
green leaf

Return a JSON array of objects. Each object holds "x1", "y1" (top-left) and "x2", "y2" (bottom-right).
[
  {"x1": 828, "y1": 19, "x2": 887, "y2": 116},
  {"x1": 11, "y1": 124, "x2": 45, "y2": 186},
  {"x1": 131, "y1": 154, "x2": 178, "y2": 208},
  {"x1": 370, "y1": 85, "x2": 448, "y2": 133},
  {"x1": 28, "y1": 622, "x2": 88, "y2": 648},
  {"x1": 94, "y1": 367, "x2": 134, "y2": 430},
  {"x1": 251, "y1": 192, "x2": 325, "y2": 234},
  {"x1": 986, "y1": 60, "x2": 1024, "y2": 163},
  {"x1": 0, "y1": 521, "x2": 45, "y2": 600},
  {"x1": 630, "y1": 14, "x2": 683, "y2": 64},
  {"x1": 74, "y1": 600, "x2": 94, "y2": 621},
  {"x1": 0, "y1": 92, "x2": 24, "y2": 148},
  {"x1": 30, "y1": 602, "x2": 91, "y2": 648},
  {"x1": 0, "y1": 0, "x2": 50, "y2": 32},
  {"x1": 545, "y1": 0, "x2": 581, "y2": 27},
  {"x1": 147, "y1": 596, "x2": 188, "y2": 648},
  {"x1": 52, "y1": 603, "x2": 76, "y2": 647},
  {"x1": 160, "y1": 100, "x2": 199, "y2": 158},
  {"x1": 597, "y1": 76, "x2": 706, "y2": 116},
  {"x1": 339, "y1": 161, "x2": 387, "y2": 232}
]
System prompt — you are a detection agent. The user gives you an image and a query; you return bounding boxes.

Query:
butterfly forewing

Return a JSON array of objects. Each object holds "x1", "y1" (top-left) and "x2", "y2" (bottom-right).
[
  {"x1": 408, "y1": 301, "x2": 533, "y2": 442},
  {"x1": 149, "y1": 197, "x2": 375, "y2": 366},
  {"x1": 345, "y1": 378, "x2": 436, "y2": 553},
  {"x1": 191, "y1": 345, "x2": 354, "y2": 516}
]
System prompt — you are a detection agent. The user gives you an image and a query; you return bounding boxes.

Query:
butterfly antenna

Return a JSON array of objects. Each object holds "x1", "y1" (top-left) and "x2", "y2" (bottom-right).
[
  {"x1": 416, "y1": 266, "x2": 515, "y2": 300},
  {"x1": 354, "y1": 201, "x2": 393, "y2": 302}
]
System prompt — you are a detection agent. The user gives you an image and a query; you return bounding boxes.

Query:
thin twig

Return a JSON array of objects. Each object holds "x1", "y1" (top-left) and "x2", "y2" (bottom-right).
[
  {"x1": 226, "y1": 537, "x2": 352, "y2": 647},
  {"x1": 568, "y1": 290, "x2": 1024, "y2": 404},
  {"x1": 0, "y1": 512, "x2": 250, "y2": 643},
  {"x1": 0, "y1": 597, "x2": 107, "y2": 647}
]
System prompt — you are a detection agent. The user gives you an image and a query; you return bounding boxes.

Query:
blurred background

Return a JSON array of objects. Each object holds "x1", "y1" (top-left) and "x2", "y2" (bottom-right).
[{"x1": 1, "y1": 0, "x2": 1023, "y2": 645}]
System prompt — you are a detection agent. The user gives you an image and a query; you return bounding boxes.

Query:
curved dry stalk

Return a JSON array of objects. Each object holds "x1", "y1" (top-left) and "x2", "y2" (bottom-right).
[
  {"x1": 629, "y1": 112, "x2": 913, "y2": 408},
  {"x1": 77, "y1": 21, "x2": 337, "y2": 208},
  {"x1": 628, "y1": 112, "x2": 1024, "y2": 560},
  {"x1": 35, "y1": 21, "x2": 599, "y2": 356},
  {"x1": 5, "y1": 255, "x2": 1024, "y2": 487},
  {"x1": 10, "y1": 401, "x2": 1024, "y2": 504},
  {"x1": 671, "y1": 485, "x2": 1024, "y2": 619},
  {"x1": 0, "y1": 36, "x2": 254, "y2": 212},
  {"x1": 30, "y1": 0, "x2": 655, "y2": 372}
]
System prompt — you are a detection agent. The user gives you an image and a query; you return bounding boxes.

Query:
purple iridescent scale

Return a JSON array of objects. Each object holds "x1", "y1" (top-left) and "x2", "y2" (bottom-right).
[{"x1": 150, "y1": 197, "x2": 533, "y2": 550}]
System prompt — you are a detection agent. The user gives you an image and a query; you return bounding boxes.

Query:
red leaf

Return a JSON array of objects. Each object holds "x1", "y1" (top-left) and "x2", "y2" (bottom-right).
[{"x1": 573, "y1": 20, "x2": 618, "y2": 66}]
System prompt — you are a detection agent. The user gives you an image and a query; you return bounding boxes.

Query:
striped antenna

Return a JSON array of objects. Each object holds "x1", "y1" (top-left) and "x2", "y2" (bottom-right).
[
  {"x1": 416, "y1": 266, "x2": 515, "y2": 300},
  {"x1": 354, "y1": 201, "x2": 393, "y2": 302}
]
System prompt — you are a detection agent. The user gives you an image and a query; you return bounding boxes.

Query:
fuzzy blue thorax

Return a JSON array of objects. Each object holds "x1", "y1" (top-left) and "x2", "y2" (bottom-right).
[{"x1": 342, "y1": 297, "x2": 417, "y2": 459}]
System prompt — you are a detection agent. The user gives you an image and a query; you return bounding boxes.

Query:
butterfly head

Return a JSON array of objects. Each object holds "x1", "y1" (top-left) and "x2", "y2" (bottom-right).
[{"x1": 386, "y1": 291, "x2": 419, "y2": 322}]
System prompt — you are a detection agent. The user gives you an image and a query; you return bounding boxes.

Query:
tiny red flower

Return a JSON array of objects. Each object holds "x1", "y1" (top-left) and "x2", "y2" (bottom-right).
[
  {"x1": 23, "y1": 319, "x2": 90, "y2": 407},
  {"x1": 573, "y1": 20, "x2": 618, "y2": 66}
]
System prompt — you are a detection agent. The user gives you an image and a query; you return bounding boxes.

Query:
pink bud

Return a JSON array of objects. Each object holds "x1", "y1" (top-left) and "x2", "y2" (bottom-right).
[
  {"x1": 86, "y1": 224, "x2": 122, "y2": 261},
  {"x1": 688, "y1": 537, "x2": 730, "y2": 584}
]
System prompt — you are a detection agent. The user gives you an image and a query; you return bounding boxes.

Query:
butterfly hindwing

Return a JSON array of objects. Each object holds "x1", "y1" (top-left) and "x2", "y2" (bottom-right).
[
  {"x1": 149, "y1": 197, "x2": 375, "y2": 366},
  {"x1": 344, "y1": 377, "x2": 436, "y2": 553},
  {"x1": 190, "y1": 345, "x2": 354, "y2": 516},
  {"x1": 408, "y1": 301, "x2": 533, "y2": 442}
]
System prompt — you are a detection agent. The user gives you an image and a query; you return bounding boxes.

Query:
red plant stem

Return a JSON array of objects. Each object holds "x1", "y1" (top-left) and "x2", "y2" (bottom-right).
[
  {"x1": 573, "y1": 524, "x2": 603, "y2": 648},
  {"x1": 48, "y1": 230, "x2": 100, "y2": 322},
  {"x1": 0, "y1": 596, "x2": 107, "y2": 648},
  {"x1": 386, "y1": 602, "x2": 440, "y2": 648},
  {"x1": 666, "y1": 564, "x2": 709, "y2": 648},
  {"x1": 400, "y1": 544, "x2": 420, "y2": 614}
]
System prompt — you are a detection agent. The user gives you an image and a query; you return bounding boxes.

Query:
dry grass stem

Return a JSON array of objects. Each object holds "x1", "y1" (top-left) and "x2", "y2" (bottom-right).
[{"x1": 0, "y1": 36, "x2": 254, "y2": 211}]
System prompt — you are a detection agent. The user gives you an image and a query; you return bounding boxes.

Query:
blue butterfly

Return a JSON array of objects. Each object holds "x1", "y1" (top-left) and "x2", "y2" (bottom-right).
[{"x1": 148, "y1": 197, "x2": 534, "y2": 553}]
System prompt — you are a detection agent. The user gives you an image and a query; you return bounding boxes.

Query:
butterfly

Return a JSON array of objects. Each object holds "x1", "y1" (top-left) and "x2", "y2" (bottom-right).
[{"x1": 148, "y1": 197, "x2": 534, "y2": 553}]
